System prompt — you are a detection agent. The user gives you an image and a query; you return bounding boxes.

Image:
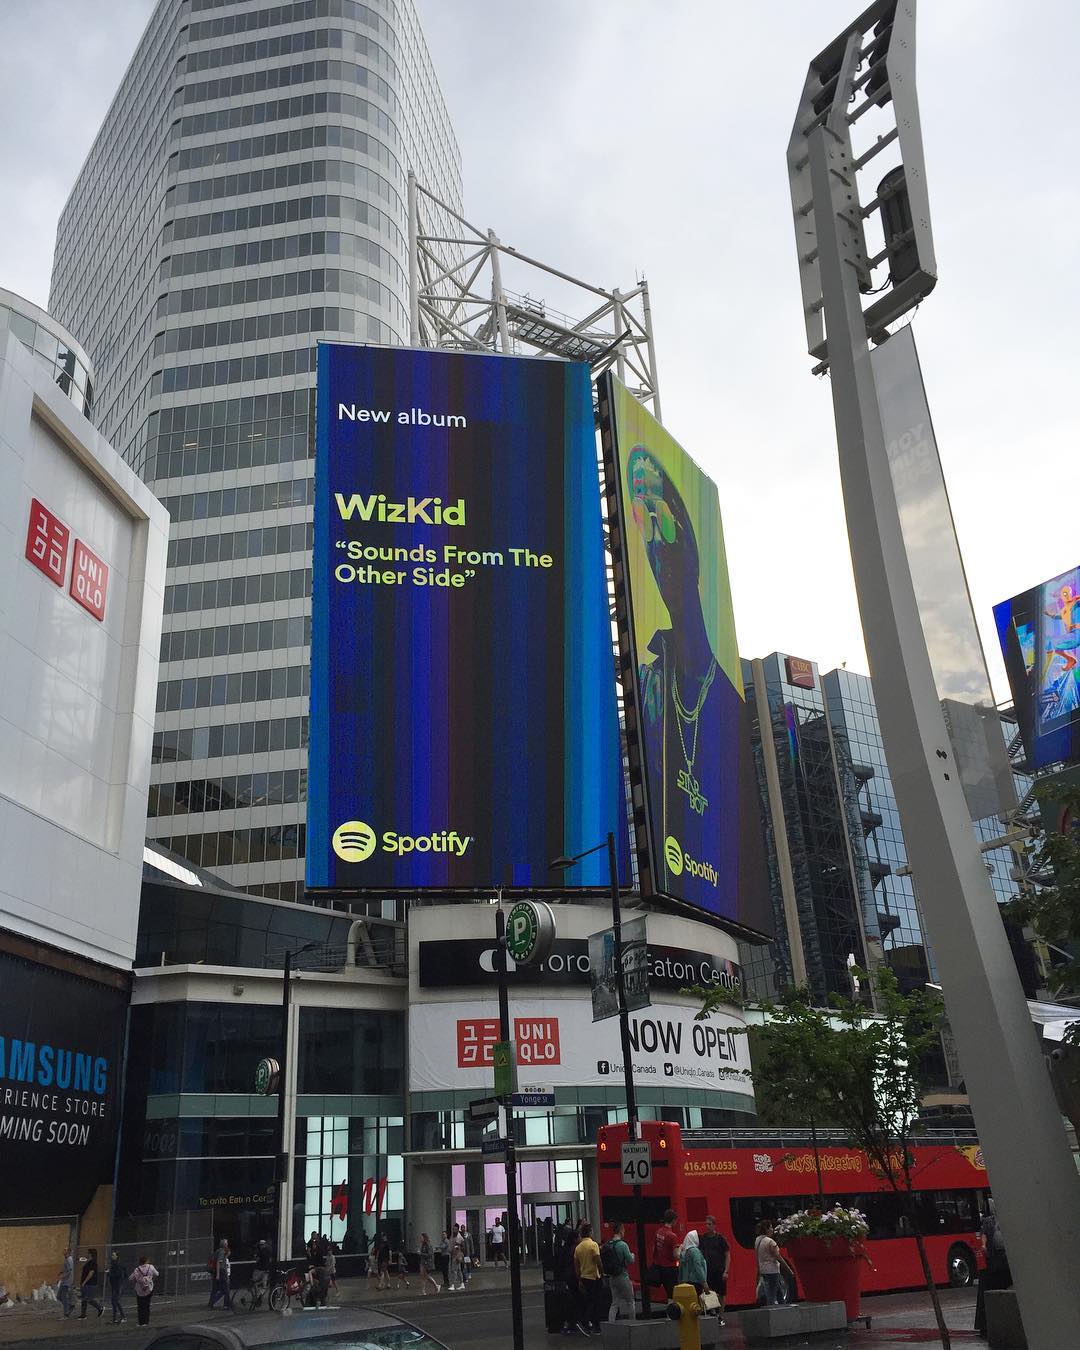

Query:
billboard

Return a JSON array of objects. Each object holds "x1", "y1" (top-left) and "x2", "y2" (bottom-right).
[
  {"x1": 995, "y1": 564, "x2": 1080, "y2": 770},
  {"x1": 0, "y1": 951, "x2": 127, "y2": 1219},
  {"x1": 601, "y1": 375, "x2": 770, "y2": 935},
  {"x1": 408, "y1": 996, "x2": 752, "y2": 1099},
  {"x1": 308, "y1": 345, "x2": 627, "y2": 890}
]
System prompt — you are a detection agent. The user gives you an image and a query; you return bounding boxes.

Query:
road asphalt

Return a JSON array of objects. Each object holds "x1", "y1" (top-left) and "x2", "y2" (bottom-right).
[{"x1": 0, "y1": 1274, "x2": 988, "y2": 1349}]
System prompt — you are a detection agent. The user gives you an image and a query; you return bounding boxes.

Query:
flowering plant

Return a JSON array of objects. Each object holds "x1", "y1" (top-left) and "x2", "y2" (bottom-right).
[{"x1": 774, "y1": 1206, "x2": 869, "y2": 1245}]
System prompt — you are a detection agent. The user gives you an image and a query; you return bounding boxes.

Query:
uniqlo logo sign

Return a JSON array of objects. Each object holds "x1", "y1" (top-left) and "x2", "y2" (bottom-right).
[
  {"x1": 70, "y1": 539, "x2": 109, "y2": 621},
  {"x1": 23, "y1": 498, "x2": 109, "y2": 622},
  {"x1": 513, "y1": 1016, "x2": 561, "y2": 1067},
  {"x1": 456, "y1": 1015, "x2": 562, "y2": 1069},
  {"x1": 25, "y1": 498, "x2": 70, "y2": 587},
  {"x1": 457, "y1": 1018, "x2": 500, "y2": 1068}
]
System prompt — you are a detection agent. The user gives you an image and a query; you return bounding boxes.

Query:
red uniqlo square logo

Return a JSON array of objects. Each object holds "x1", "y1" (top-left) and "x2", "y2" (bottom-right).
[
  {"x1": 70, "y1": 539, "x2": 109, "y2": 622},
  {"x1": 457, "y1": 1019, "x2": 500, "y2": 1068},
  {"x1": 513, "y1": 1016, "x2": 561, "y2": 1068},
  {"x1": 25, "y1": 498, "x2": 70, "y2": 587}
]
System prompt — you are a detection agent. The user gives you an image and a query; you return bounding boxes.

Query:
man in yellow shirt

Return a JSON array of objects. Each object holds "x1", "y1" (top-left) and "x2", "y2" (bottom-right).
[{"x1": 573, "y1": 1222, "x2": 603, "y2": 1335}]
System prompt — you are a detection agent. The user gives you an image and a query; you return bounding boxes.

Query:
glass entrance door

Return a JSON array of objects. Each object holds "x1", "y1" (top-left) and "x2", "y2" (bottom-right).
[{"x1": 523, "y1": 1199, "x2": 583, "y2": 1263}]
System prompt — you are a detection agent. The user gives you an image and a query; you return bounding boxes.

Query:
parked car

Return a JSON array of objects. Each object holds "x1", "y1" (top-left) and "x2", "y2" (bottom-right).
[{"x1": 144, "y1": 1305, "x2": 450, "y2": 1349}]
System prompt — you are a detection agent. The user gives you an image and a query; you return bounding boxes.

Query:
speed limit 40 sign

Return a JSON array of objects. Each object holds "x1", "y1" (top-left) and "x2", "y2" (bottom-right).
[{"x1": 621, "y1": 1140, "x2": 652, "y2": 1186}]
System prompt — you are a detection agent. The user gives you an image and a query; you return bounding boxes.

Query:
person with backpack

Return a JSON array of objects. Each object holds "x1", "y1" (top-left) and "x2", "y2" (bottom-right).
[
  {"x1": 107, "y1": 1251, "x2": 127, "y2": 1324},
  {"x1": 129, "y1": 1255, "x2": 159, "y2": 1327},
  {"x1": 602, "y1": 1221, "x2": 636, "y2": 1322},
  {"x1": 77, "y1": 1248, "x2": 103, "y2": 1319}
]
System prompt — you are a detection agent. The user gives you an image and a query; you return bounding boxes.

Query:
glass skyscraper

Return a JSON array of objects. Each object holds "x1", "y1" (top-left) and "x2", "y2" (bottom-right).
[
  {"x1": 48, "y1": 0, "x2": 462, "y2": 901},
  {"x1": 743, "y1": 653, "x2": 1030, "y2": 1002}
]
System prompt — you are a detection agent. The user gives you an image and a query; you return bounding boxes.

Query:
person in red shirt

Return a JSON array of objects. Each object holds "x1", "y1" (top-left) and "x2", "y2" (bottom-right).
[{"x1": 651, "y1": 1210, "x2": 681, "y2": 1299}]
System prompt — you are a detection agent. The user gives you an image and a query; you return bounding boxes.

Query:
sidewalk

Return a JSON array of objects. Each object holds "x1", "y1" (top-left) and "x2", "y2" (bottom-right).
[{"x1": 0, "y1": 1265, "x2": 539, "y2": 1344}]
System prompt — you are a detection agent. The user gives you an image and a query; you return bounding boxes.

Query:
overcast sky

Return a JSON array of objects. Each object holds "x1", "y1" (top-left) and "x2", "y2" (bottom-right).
[{"x1": 2, "y1": 1, "x2": 1076, "y2": 699}]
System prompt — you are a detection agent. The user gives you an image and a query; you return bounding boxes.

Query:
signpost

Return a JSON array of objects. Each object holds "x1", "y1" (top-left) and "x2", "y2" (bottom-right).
[
  {"x1": 254, "y1": 1057, "x2": 279, "y2": 1097},
  {"x1": 493, "y1": 1040, "x2": 517, "y2": 1098},
  {"x1": 505, "y1": 900, "x2": 557, "y2": 966},
  {"x1": 511, "y1": 1085, "x2": 556, "y2": 1108},
  {"x1": 621, "y1": 1140, "x2": 652, "y2": 1187}
]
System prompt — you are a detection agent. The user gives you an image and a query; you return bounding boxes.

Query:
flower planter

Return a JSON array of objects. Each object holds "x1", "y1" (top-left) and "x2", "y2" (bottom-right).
[{"x1": 784, "y1": 1235, "x2": 864, "y2": 1322}]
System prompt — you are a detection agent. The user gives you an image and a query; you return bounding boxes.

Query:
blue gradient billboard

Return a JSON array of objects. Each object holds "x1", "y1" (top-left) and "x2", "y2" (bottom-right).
[{"x1": 307, "y1": 344, "x2": 627, "y2": 890}]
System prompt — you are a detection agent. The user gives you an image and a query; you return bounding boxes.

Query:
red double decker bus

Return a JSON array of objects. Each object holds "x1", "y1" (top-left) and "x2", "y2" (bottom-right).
[{"x1": 597, "y1": 1120, "x2": 989, "y2": 1306}]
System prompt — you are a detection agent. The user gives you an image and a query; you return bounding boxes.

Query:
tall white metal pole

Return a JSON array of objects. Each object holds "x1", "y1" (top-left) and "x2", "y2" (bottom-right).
[
  {"x1": 407, "y1": 170, "x2": 419, "y2": 345},
  {"x1": 808, "y1": 119, "x2": 1080, "y2": 1346}
]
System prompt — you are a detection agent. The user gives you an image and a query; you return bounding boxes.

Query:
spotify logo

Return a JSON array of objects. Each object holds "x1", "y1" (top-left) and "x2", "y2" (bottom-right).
[
  {"x1": 333, "y1": 820, "x2": 377, "y2": 862},
  {"x1": 664, "y1": 835, "x2": 684, "y2": 875}
]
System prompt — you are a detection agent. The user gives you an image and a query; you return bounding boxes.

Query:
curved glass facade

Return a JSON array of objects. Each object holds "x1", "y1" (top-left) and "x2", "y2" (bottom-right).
[
  {"x1": 49, "y1": 0, "x2": 462, "y2": 904},
  {"x1": 0, "y1": 289, "x2": 95, "y2": 419}
]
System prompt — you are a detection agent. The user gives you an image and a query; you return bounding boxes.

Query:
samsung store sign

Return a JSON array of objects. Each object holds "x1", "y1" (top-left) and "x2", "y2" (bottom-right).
[
  {"x1": 0, "y1": 952, "x2": 126, "y2": 1218},
  {"x1": 418, "y1": 937, "x2": 741, "y2": 996}
]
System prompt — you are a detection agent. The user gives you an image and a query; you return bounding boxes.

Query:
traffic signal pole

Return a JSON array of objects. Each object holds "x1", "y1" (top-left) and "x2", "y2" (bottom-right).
[{"x1": 495, "y1": 907, "x2": 525, "y2": 1350}]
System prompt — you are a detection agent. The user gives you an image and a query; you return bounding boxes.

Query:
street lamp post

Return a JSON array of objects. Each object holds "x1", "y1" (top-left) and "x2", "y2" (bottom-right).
[
  {"x1": 273, "y1": 942, "x2": 318, "y2": 1260},
  {"x1": 550, "y1": 833, "x2": 649, "y2": 1319}
]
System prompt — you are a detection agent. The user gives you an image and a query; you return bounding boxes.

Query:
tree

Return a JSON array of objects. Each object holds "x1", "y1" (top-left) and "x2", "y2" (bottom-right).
[
  {"x1": 1005, "y1": 783, "x2": 1080, "y2": 1037},
  {"x1": 699, "y1": 968, "x2": 954, "y2": 1347}
]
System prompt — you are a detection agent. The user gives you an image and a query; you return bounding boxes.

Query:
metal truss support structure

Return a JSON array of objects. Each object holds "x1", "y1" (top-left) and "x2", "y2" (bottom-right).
[
  {"x1": 407, "y1": 172, "x2": 661, "y2": 418},
  {"x1": 789, "y1": 4, "x2": 1080, "y2": 1344}
]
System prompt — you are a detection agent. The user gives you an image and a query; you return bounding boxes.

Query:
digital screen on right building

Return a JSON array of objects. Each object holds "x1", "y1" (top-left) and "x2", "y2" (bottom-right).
[
  {"x1": 602, "y1": 374, "x2": 770, "y2": 937},
  {"x1": 994, "y1": 564, "x2": 1080, "y2": 770}
]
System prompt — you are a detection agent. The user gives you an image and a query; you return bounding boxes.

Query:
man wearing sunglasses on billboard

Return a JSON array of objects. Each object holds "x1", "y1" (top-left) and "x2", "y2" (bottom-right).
[{"x1": 627, "y1": 446, "x2": 739, "y2": 914}]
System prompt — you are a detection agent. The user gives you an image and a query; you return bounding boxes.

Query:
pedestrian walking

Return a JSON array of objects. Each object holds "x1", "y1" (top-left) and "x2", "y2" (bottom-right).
[
  {"x1": 208, "y1": 1237, "x2": 232, "y2": 1310},
  {"x1": 754, "y1": 1221, "x2": 793, "y2": 1307},
  {"x1": 699, "y1": 1215, "x2": 730, "y2": 1324},
  {"x1": 678, "y1": 1230, "x2": 710, "y2": 1298},
  {"x1": 573, "y1": 1221, "x2": 604, "y2": 1335},
  {"x1": 56, "y1": 1246, "x2": 75, "y2": 1319},
  {"x1": 77, "y1": 1247, "x2": 104, "y2": 1319},
  {"x1": 418, "y1": 1234, "x2": 440, "y2": 1295},
  {"x1": 448, "y1": 1230, "x2": 465, "y2": 1291},
  {"x1": 435, "y1": 1230, "x2": 450, "y2": 1289},
  {"x1": 603, "y1": 1221, "x2": 636, "y2": 1322},
  {"x1": 491, "y1": 1217, "x2": 507, "y2": 1269},
  {"x1": 325, "y1": 1241, "x2": 338, "y2": 1296},
  {"x1": 389, "y1": 1243, "x2": 410, "y2": 1291},
  {"x1": 129, "y1": 1256, "x2": 159, "y2": 1327},
  {"x1": 650, "y1": 1210, "x2": 681, "y2": 1300},
  {"x1": 107, "y1": 1251, "x2": 127, "y2": 1324},
  {"x1": 461, "y1": 1224, "x2": 475, "y2": 1284},
  {"x1": 373, "y1": 1232, "x2": 392, "y2": 1290}
]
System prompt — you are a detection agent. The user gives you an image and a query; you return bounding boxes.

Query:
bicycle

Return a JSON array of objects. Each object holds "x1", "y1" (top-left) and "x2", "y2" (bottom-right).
[{"x1": 231, "y1": 1267, "x2": 294, "y2": 1314}]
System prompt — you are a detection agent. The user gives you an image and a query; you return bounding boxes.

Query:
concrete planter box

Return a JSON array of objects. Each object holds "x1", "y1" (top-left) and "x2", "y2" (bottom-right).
[
  {"x1": 739, "y1": 1301, "x2": 848, "y2": 1344},
  {"x1": 599, "y1": 1316, "x2": 722, "y2": 1349}
]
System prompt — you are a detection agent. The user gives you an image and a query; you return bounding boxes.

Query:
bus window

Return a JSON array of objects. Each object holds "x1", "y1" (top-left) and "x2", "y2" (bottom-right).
[{"x1": 601, "y1": 1193, "x2": 672, "y2": 1226}]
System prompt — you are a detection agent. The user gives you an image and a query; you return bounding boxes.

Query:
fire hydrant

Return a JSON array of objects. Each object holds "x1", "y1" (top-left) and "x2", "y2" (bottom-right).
[{"x1": 665, "y1": 1282, "x2": 702, "y2": 1350}]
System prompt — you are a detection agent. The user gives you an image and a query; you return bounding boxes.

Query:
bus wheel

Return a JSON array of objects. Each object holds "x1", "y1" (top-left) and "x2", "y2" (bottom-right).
[{"x1": 947, "y1": 1245, "x2": 976, "y2": 1288}]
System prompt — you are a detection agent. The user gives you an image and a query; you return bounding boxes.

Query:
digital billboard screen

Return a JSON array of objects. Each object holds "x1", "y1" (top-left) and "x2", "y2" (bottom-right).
[
  {"x1": 601, "y1": 374, "x2": 771, "y2": 936},
  {"x1": 307, "y1": 344, "x2": 627, "y2": 890},
  {"x1": 994, "y1": 564, "x2": 1080, "y2": 770}
]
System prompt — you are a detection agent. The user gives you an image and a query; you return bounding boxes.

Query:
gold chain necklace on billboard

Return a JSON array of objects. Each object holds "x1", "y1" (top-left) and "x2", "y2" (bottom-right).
[{"x1": 672, "y1": 659, "x2": 716, "y2": 816}]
